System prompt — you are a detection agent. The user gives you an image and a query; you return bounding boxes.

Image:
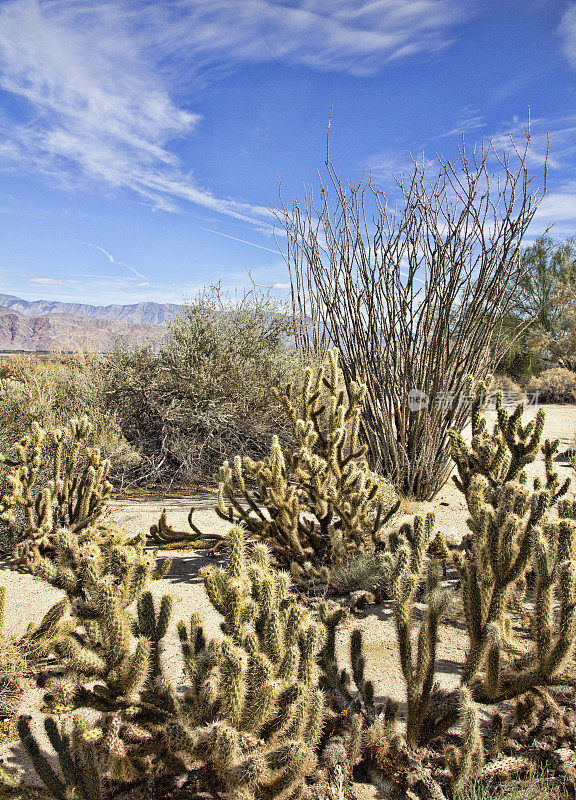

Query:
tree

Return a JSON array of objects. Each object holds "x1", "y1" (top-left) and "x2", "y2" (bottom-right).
[
  {"x1": 275, "y1": 127, "x2": 545, "y2": 500},
  {"x1": 504, "y1": 236, "x2": 576, "y2": 372}
]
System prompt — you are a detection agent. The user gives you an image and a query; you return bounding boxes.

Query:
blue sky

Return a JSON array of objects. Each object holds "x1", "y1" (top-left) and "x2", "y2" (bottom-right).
[{"x1": 1, "y1": 0, "x2": 575, "y2": 306}]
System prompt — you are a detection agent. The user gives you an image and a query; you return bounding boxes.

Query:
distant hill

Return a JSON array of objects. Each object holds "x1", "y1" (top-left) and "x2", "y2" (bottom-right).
[
  {"x1": 0, "y1": 306, "x2": 166, "y2": 352},
  {"x1": 0, "y1": 293, "x2": 183, "y2": 325}
]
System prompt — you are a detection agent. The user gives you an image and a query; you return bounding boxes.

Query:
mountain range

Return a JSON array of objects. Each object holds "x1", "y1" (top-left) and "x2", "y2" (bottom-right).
[
  {"x1": 0, "y1": 294, "x2": 175, "y2": 352},
  {"x1": 0, "y1": 293, "x2": 182, "y2": 325}
]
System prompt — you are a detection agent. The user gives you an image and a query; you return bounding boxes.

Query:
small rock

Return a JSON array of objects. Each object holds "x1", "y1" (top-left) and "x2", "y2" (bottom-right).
[
  {"x1": 555, "y1": 747, "x2": 576, "y2": 765},
  {"x1": 349, "y1": 590, "x2": 376, "y2": 611}
]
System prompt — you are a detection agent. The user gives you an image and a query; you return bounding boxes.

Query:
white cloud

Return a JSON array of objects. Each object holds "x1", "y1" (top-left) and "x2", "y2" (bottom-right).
[
  {"x1": 559, "y1": 3, "x2": 576, "y2": 67},
  {"x1": 488, "y1": 113, "x2": 576, "y2": 172},
  {"x1": 0, "y1": 0, "x2": 274, "y2": 224},
  {"x1": 487, "y1": 115, "x2": 576, "y2": 240},
  {"x1": 365, "y1": 148, "x2": 418, "y2": 186},
  {"x1": 27, "y1": 277, "x2": 80, "y2": 285},
  {"x1": 85, "y1": 243, "x2": 149, "y2": 280},
  {"x1": 529, "y1": 183, "x2": 576, "y2": 238},
  {"x1": 0, "y1": 0, "x2": 469, "y2": 223},
  {"x1": 145, "y1": 0, "x2": 468, "y2": 77}
]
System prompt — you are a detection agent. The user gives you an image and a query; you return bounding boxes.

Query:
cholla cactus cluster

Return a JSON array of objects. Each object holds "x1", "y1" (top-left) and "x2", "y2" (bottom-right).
[
  {"x1": 5, "y1": 379, "x2": 576, "y2": 800},
  {"x1": 0, "y1": 416, "x2": 112, "y2": 568},
  {"x1": 6, "y1": 525, "x2": 349, "y2": 800},
  {"x1": 153, "y1": 350, "x2": 399, "y2": 584},
  {"x1": 320, "y1": 385, "x2": 576, "y2": 797},
  {"x1": 170, "y1": 525, "x2": 331, "y2": 797},
  {"x1": 440, "y1": 378, "x2": 576, "y2": 701}
]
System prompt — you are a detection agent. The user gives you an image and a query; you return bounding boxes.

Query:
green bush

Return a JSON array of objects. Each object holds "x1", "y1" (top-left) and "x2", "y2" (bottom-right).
[
  {"x1": 490, "y1": 374, "x2": 524, "y2": 398},
  {"x1": 329, "y1": 550, "x2": 389, "y2": 593},
  {"x1": 527, "y1": 367, "x2": 576, "y2": 403},
  {"x1": 0, "y1": 354, "x2": 138, "y2": 480},
  {"x1": 103, "y1": 286, "x2": 307, "y2": 486}
]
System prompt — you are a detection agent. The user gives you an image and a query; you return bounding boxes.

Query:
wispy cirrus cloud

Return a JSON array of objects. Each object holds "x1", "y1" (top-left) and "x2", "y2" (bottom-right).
[
  {"x1": 365, "y1": 148, "x2": 418, "y2": 186},
  {"x1": 439, "y1": 104, "x2": 486, "y2": 138},
  {"x1": 0, "y1": 0, "x2": 274, "y2": 224},
  {"x1": 488, "y1": 113, "x2": 576, "y2": 239},
  {"x1": 559, "y1": 3, "x2": 576, "y2": 68},
  {"x1": 85, "y1": 244, "x2": 149, "y2": 281},
  {"x1": 488, "y1": 113, "x2": 576, "y2": 171},
  {"x1": 27, "y1": 277, "x2": 80, "y2": 286},
  {"x1": 141, "y1": 0, "x2": 469, "y2": 77},
  {"x1": 0, "y1": 0, "x2": 470, "y2": 223}
]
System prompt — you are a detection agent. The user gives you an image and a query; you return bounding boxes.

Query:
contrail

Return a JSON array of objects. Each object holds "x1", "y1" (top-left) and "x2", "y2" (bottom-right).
[
  {"x1": 201, "y1": 227, "x2": 280, "y2": 254},
  {"x1": 85, "y1": 243, "x2": 148, "y2": 280}
]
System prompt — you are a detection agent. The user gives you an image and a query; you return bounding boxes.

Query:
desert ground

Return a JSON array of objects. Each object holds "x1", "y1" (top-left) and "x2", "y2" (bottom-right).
[{"x1": 1, "y1": 404, "x2": 574, "y2": 795}]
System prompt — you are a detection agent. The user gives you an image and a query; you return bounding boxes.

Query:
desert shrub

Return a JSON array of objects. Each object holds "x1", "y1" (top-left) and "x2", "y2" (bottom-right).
[
  {"x1": 103, "y1": 286, "x2": 307, "y2": 486},
  {"x1": 496, "y1": 338, "x2": 543, "y2": 384},
  {"x1": 0, "y1": 353, "x2": 138, "y2": 480},
  {"x1": 491, "y1": 374, "x2": 523, "y2": 397},
  {"x1": 527, "y1": 368, "x2": 576, "y2": 403},
  {"x1": 329, "y1": 550, "x2": 389, "y2": 593},
  {"x1": 153, "y1": 350, "x2": 399, "y2": 585},
  {"x1": 505, "y1": 236, "x2": 576, "y2": 374}
]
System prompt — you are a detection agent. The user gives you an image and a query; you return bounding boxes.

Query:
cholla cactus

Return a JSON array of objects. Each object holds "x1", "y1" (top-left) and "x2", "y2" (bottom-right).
[
  {"x1": 443, "y1": 381, "x2": 576, "y2": 702},
  {"x1": 381, "y1": 514, "x2": 454, "y2": 748},
  {"x1": 17, "y1": 715, "x2": 104, "y2": 800},
  {"x1": 318, "y1": 603, "x2": 397, "y2": 774},
  {"x1": 170, "y1": 525, "x2": 328, "y2": 797},
  {"x1": 14, "y1": 525, "x2": 348, "y2": 799},
  {"x1": 156, "y1": 350, "x2": 399, "y2": 583},
  {"x1": 0, "y1": 417, "x2": 112, "y2": 568},
  {"x1": 444, "y1": 687, "x2": 484, "y2": 795},
  {"x1": 450, "y1": 375, "x2": 569, "y2": 504},
  {"x1": 37, "y1": 531, "x2": 164, "y2": 712}
]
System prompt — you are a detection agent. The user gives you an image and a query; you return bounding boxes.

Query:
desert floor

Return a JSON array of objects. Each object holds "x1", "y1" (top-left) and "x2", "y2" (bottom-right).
[{"x1": 1, "y1": 404, "x2": 574, "y2": 796}]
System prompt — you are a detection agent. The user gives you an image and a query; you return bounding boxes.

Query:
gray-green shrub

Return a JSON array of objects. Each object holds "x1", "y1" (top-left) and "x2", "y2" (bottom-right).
[
  {"x1": 103, "y1": 286, "x2": 307, "y2": 485},
  {"x1": 0, "y1": 353, "x2": 138, "y2": 481},
  {"x1": 527, "y1": 367, "x2": 576, "y2": 403}
]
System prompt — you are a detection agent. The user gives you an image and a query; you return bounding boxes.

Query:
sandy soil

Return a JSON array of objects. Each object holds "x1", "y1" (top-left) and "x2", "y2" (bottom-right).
[{"x1": 1, "y1": 404, "x2": 574, "y2": 794}]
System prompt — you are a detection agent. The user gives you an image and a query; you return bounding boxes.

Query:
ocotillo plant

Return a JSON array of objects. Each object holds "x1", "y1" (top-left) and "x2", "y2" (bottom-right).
[
  {"x1": 153, "y1": 350, "x2": 399, "y2": 584},
  {"x1": 0, "y1": 417, "x2": 113, "y2": 568}
]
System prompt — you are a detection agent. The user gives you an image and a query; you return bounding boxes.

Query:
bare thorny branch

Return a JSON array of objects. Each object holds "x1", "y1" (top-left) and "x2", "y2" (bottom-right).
[{"x1": 274, "y1": 124, "x2": 546, "y2": 499}]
